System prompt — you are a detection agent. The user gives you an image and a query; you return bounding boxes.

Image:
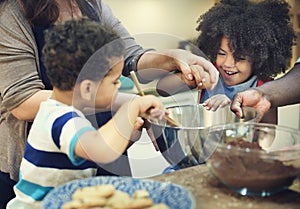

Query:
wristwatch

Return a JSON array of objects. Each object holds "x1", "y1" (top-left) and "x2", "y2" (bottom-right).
[{"x1": 128, "y1": 53, "x2": 144, "y2": 73}]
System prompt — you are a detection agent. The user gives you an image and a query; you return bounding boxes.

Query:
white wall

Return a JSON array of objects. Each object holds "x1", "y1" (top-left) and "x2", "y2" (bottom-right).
[
  {"x1": 105, "y1": 0, "x2": 215, "y2": 49},
  {"x1": 278, "y1": 105, "x2": 300, "y2": 129}
]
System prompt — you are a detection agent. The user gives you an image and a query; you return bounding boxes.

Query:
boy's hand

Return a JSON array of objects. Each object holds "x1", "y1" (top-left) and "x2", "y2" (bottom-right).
[
  {"x1": 129, "y1": 95, "x2": 166, "y2": 151},
  {"x1": 129, "y1": 117, "x2": 159, "y2": 151},
  {"x1": 137, "y1": 95, "x2": 166, "y2": 120}
]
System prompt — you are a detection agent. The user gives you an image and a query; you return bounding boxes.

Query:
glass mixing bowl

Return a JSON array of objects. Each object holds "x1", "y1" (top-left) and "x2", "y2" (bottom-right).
[{"x1": 206, "y1": 122, "x2": 300, "y2": 196}]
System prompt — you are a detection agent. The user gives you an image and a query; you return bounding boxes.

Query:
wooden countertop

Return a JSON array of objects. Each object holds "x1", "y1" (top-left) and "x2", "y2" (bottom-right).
[{"x1": 150, "y1": 165, "x2": 300, "y2": 209}]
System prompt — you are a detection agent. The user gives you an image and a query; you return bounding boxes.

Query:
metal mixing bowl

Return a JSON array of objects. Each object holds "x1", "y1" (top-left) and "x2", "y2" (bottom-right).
[{"x1": 149, "y1": 104, "x2": 259, "y2": 168}]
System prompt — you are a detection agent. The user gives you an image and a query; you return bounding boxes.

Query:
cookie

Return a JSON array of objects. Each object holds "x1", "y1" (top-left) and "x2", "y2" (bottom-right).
[
  {"x1": 80, "y1": 196, "x2": 107, "y2": 208},
  {"x1": 61, "y1": 199, "x2": 84, "y2": 209},
  {"x1": 64, "y1": 184, "x2": 169, "y2": 209},
  {"x1": 107, "y1": 190, "x2": 132, "y2": 208},
  {"x1": 126, "y1": 198, "x2": 153, "y2": 209},
  {"x1": 72, "y1": 184, "x2": 115, "y2": 200},
  {"x1": 147, "y1": 203, "x2": 170, "y2": 209},
  {"x1": 132, "y1": 190, "x2": 150, "y2": 199}
]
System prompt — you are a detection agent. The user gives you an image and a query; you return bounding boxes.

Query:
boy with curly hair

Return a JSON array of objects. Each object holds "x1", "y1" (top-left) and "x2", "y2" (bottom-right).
[
  {"x1": 157, "y1": 0, "x2": 295, "y2": 124},
  {"x1": 7, "y1": 18, "x2": 166, "y2": 208}
]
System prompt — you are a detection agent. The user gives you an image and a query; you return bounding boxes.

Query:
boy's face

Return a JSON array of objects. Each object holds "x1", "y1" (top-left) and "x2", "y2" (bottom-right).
[
  {"x1": 216, "y1": 37, "x2": 252, "y2": 86},
  {"x1": 93, "y1": 58, "x2": 123, "y2": 109}
]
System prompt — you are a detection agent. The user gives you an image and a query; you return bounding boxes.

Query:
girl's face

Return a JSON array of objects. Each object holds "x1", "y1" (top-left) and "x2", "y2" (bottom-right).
[
  {"x1": 216, "y1": 37, "x2": 253, "y2": 86},
  {"x1": 93, "y1": 58, "x2": 123, "y2": 109}
]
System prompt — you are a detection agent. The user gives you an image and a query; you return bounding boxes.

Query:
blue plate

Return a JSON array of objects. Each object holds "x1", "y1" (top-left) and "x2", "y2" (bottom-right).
[{"x1": 43, "y1": 176, "x2": 195, "y2": 209}]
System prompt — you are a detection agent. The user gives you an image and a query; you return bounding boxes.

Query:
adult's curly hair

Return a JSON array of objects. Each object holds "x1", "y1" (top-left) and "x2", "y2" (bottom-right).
[
  {"x1": 196, "y1": 0, "x2": 296, "y2": 81},
  {"x1": 42, "y1": 18, "x2": 125, "y2": 90}
]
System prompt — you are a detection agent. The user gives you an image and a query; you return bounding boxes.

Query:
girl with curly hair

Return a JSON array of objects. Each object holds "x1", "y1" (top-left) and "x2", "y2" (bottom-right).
[{"x1": 157, "y1": 0, "x2": 295, "y2": 124}]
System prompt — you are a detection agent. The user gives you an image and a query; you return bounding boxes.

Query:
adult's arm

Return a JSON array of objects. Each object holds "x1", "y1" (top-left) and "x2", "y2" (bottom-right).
[
  {"x1": 98, "y1": 0, "x2": 218, "y2": 87},
  {"x1": 0, "y1": 1, "x2": 50, "y2": 121},
  {"x1": 261, "y1": 63, "x2": 300, "y2": 107},
  {"x1": 231, "y1": 62, "x2": 300, "y2": 120},
  {"x1": 136, "y1": 49, "x2": 218, "y2": 88}
]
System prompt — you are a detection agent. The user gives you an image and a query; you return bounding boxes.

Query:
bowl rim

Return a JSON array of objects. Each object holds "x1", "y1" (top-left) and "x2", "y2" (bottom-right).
[
  {"x1": 207, "y1": 122, "x2": 300, "y2": 156},
  {"x1": 148, "y1": 104, "x2": 260, "y2": 129}
]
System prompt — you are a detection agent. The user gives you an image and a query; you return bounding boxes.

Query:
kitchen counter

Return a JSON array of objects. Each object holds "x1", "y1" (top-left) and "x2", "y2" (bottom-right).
[{"x1": 150, "y1": 165, "x2": 300, "y2": 209}]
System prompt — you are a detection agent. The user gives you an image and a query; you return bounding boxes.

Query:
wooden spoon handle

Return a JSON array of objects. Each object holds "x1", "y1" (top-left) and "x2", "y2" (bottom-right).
[{"x1": 130, "y1": 71, "x2": 181, "y2": 127}]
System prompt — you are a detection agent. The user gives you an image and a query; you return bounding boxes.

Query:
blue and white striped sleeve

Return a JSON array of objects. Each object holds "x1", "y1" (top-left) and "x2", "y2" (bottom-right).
[{"x1": 51, "y1": 112, "x2": 96, "y2": 165}]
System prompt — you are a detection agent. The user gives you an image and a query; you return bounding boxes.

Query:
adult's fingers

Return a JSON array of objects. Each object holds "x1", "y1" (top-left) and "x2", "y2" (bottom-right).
[
  {"x1": 195, "y1": 56, "x2": 219, "y2": 89},
  {"x1": 176, "y1": 60, "x2": 194, "y2": 81},
  {"x1": 230, "y1": 94, "x2": 244, "y2": 119}
]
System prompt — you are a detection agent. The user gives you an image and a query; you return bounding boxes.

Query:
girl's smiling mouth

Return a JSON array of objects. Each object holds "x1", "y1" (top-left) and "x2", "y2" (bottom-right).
[{"x1": 224, "y1": 70, "x2": 238, "y2": 76}]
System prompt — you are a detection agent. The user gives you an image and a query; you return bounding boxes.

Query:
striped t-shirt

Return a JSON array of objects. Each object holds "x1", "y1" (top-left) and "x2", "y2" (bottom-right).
[{"x1": 8, "y1": 99, "x2": 98, "y2": 208}]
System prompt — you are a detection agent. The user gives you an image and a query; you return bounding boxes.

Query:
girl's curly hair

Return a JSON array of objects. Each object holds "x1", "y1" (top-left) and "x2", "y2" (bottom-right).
[
  {"x1": 42, "y1": 18, "x2": 125, "y2": 90},
  {"x1": 196, "y1": 0, "x2": 296, "y2": 81}
]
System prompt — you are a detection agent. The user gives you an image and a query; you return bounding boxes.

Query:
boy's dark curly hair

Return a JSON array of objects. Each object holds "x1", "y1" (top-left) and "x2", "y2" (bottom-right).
[
  {"x1": 42, "y1": 18, "x2": 125, "y2": 90},
  {"x1": 196, "y1": 0, "x2": 296, "y2": 81}
]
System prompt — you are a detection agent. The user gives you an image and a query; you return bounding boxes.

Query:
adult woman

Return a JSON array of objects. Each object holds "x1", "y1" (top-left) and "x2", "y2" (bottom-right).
[{"x1": 0, "y1": 0, "x2": 218, "y2": 206}]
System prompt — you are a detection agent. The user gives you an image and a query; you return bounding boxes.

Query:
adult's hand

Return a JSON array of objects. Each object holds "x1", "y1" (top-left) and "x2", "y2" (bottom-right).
[
  {"x1": 137, "y1": 49, "x2": 219, "y2": 89},
  {"x1": 230, "y1": 88, "x2": 271, "y2": 121},
  {"x1": 164, "y1": 49, "x2": 219, "y2": 90}
]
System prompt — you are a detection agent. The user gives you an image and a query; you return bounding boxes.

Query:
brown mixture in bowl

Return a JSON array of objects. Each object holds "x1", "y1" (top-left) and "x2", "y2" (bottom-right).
[{"x1": 209, "y1": 139, "x2": 299, "y2": 193}]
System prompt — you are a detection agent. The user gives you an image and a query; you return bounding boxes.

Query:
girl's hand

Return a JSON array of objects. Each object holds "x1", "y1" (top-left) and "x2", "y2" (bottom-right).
[{"x1": 202, "y1": 94, "x2": 231, "y2": 111}]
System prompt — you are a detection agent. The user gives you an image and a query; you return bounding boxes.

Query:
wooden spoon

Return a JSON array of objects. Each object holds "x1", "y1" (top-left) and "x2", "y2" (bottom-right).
[{"x1": 130, "y1": 71, "x2": 181, "y2": 127}]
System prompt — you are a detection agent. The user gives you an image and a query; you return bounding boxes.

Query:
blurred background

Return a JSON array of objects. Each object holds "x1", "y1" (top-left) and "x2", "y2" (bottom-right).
[{"x1": 105, "y1": 0, "x2": 300, "y2": 177}]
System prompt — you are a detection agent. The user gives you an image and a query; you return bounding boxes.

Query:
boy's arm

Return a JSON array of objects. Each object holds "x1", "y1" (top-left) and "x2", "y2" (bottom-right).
[
  {"x1": 74, "y1": 95, "x2": 165, "y2": 164},
  {"x1": 111, "y1": 92, "x2": 139, "y2": 111}
]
